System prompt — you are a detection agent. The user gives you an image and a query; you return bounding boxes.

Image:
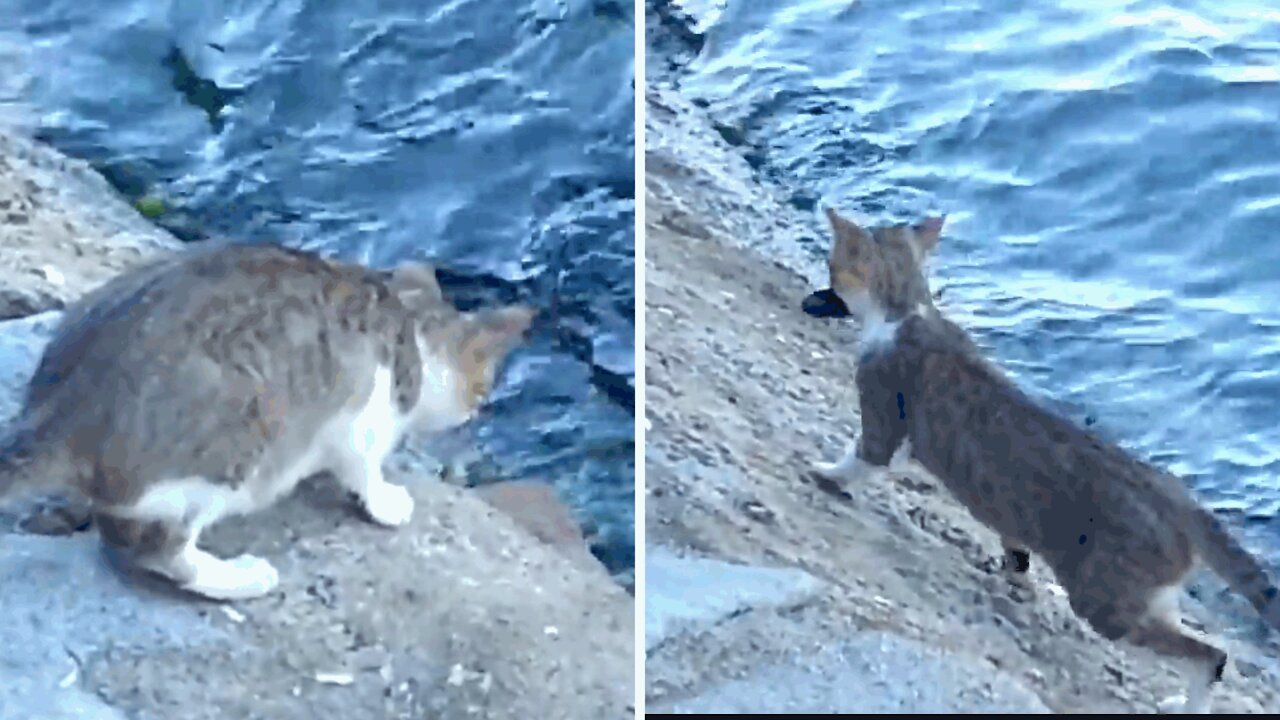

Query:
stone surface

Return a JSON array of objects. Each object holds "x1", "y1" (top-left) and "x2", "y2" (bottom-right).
[
  {"x1": 654, "y1": 632, "x2": 1051, "y2": 714},
  {"x1": 0, "y1": 311, "x2": 60, "y2": 423},
  {"x1": 0, "y1": 128, "x2": 180, "y2": 319},
  {"x1": 0, "y1": 478, "x2": 634, "y2": 720},
  {"x1": 645, "y1": 546, "x2": 823, "y2": 652},
  {"x1": 476, "y1": 480, "x2": 600, "y2": 569}
]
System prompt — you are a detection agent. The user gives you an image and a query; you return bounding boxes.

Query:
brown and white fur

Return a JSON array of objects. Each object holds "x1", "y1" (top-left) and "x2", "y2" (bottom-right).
[
  {"x1": 0, "y1": 243, "x2": 535, "y2": 602},
  {"x1": 805, "y1": 207, "x2": 1280, "y2": 713}
]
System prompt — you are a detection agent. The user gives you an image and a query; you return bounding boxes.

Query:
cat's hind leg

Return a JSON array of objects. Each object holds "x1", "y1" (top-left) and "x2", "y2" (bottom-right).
[
  {"x1": 1067, "y1": 579, "x2": 1224, "y2": 714},
  {"x1": 97, "y1": 478, "x2": 278, "y2": 601},
  {"x1": 97, "y1": 511, "x2": 279, "y2": 601},
  {"x1": 808, "y1": 436, "x2": 908, "y2": 500}
]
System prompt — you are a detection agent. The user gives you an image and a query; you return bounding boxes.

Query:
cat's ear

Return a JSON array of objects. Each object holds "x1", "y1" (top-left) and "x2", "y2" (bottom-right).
[
  {"x1": 388, "y1": 262, "x2": 444, "y2": 310},
  {"x1": 824, "y1": 206, "x2": 874, "y2": 274},
  {"x1": 912, "y1": 216, "x2": 945, "y2": 255}
]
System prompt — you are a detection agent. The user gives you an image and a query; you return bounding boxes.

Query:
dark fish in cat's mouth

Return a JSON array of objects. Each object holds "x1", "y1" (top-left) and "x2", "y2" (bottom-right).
[{"x1": 802, "y1": 288, "x2": 851, "y2": 319}]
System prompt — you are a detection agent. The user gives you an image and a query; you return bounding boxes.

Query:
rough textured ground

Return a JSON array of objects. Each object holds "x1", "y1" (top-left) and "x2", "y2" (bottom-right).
[
  {"x1": 642, "y1": 68, "x2": 1280, "y2": 714},
  {"x1": 2, "y1": 477, "x2": 633, "y2": 720},
  {"x1": 0, "y1": 127, "x2": 634, "y2": 720},
  {"x1": 0, "y1": 129, "x2": 180, "y2": 319}
]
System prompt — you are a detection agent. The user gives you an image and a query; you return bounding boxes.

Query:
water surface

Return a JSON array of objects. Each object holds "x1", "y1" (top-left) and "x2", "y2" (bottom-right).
[{"x1": 681, "y1": 0, "x2": 1280, "y2": 558}]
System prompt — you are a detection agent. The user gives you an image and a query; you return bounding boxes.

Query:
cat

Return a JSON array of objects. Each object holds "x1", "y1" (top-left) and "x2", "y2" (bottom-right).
[
  {"x1": 0, "y1": 242, "x2": 535, "y2": 601},
  {"x1": 804, "y1": 207, "x2": 1280, "y2": 713}
]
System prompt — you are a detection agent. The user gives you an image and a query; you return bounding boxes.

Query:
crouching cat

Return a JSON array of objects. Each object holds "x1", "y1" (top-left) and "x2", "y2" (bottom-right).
[
  {"x1": 804, "y1": 207, "x2": 1280, "y2": 713},
  {"x1": 0, "y1": 243, "x2": 535, "y2": 601}
]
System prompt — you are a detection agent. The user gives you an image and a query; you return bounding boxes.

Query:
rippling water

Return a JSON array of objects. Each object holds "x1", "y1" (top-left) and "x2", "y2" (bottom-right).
[
  {"x1": 0, "y1": 0, "x2": 635, "y2": 574},
  {"x1": 679, "y1": 0, "x2": 1280, "y2": 557}
]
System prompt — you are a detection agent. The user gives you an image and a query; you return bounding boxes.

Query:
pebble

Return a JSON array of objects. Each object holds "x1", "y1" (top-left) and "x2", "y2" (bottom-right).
[{"x1": 316, "y1": 672, "x2": 355, "y2": 686}]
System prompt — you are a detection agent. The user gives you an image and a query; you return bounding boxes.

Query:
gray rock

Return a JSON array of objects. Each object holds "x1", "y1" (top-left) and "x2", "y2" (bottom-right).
[
  {"x1": 654, "y1": 631, "x2": 1051, "y2": 714},
  {"x1": 0, "y1": 534, "x2": 221, "y2": 720},
  {"x1": 0, "y1": 311, "x2": 72, "y2": 534},
  {"x1": 0, "y1": 126, "x2": 181, "y2": 321},
  {"x1": 646, "y1": 546, "x2": 824, "y2": 651},
  {"x1": 0, "y1": 310, "x2": 60, "y2": 424},
  {"x1": 0, "y1": 477, "x2": 634, "y2": 720}
]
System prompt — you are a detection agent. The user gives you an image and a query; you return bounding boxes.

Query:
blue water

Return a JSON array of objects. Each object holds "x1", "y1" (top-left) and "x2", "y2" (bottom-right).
[
  {"x1": 0, "y1": 0, "x2": 635, "y2": 575},
  {"x1": 680, "y1": 0, "x2": 1280, "y2": 558}
]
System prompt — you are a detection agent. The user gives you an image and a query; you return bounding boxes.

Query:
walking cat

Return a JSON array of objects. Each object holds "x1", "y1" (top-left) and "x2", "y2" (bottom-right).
[
  {"x1": 804, "y1": 207, "x2": 1280, "y2": 713},
  {"x1": 0, "y1": 242, "x2": 535, "y2": 601}
]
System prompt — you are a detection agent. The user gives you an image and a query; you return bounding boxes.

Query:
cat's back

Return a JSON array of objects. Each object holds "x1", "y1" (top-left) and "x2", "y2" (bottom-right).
[
  {"x1": 27, "y1": 243, "x2": 403, "y2": 446},
  {"x1": 42, "y1": 242, "x2": 388, "y2": 364},
  {"x1": 898, "y1": 310, "x2": 1196, "y2": 558},
  {"x1": 114, "y1": 241, "x2": 386, "y2": 331}
]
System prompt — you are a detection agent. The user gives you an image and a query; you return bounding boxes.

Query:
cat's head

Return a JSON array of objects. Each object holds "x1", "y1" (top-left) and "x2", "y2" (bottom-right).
[
  {"x1": 802, "y1": 207, "x2": 944, "y2": 322},
  {"x1": 385, "y1": 261, "x2": 537, "y2": 431},
  {"x1": 448, "y1": 304, "x2": 538, "y2": 418}
]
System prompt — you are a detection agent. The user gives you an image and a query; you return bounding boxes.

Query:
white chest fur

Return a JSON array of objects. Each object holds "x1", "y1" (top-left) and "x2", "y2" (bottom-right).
[
  {"x1": 345, "y1": 364, "x2": 405, "y2": 461},
  {"x1": 411, "y1": 352, "x2": 471, "y2": 433},
  {"x1": 858, "y1": 313, "x2": 902, "y2": 353}
]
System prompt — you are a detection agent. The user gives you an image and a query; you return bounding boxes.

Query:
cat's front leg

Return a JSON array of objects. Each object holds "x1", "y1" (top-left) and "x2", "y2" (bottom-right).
[
  {"x1": 812, "y1": 391, "x2": 909, "y2": 493},
  {"x1": 333, "y1": 450, "x2": 416, "y2": 527},
  {"x1": 808, "y1": 425, "x2": 911, "y2": 486},
  {"x1": 807, "y1": 433, "x2": 894, "y2": 498},
  {"x1": 810, "y1": 445, "x2": 880, "y2": 486}
]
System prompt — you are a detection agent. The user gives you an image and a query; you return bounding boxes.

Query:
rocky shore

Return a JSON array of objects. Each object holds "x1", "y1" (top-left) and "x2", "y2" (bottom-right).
[
  {"x1": 642, "y1": 2, "x2": 1280, "y2": 713},
  {"x1": 0, "y1": 126, "x2": 633, "y2": 720}
]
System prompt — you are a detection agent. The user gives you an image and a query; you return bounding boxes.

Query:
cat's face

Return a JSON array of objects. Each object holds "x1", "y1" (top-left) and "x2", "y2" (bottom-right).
[
  {"x1": 410, "y1": 304, "x2": 537, "y2": 433},
  {"x1": 385, "y1": 262, "x2": 536, "y2": 432},
  {"x1": 451, "y1": 305, "x2": 537, "y2": 415},
  {"x1": 803, "y1": 208, "x2": 944, "y2": 322}
]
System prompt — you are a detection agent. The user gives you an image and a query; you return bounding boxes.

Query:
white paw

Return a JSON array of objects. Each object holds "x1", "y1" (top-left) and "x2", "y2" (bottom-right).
[
  {"x1": 227, "y1": 554, "x2": 280, "y2": 595},
  {"x1": 809, "y1": 456, "x2": 869, "y2": 484},
  {"x1": 184, "y1": 553, "x2": 279, "y2": 601},
  {"x1": 364, "y1": 482, "x2": 415, "y2": 527},
  {"x1": 810, "y1": 461, "x2": 841, "y2": 481}
]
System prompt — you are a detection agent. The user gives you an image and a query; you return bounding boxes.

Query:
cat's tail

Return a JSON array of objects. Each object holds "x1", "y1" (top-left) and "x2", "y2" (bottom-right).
[
  {"x1": 0, "y1": 416, "x2": 67, "y2": 501},
  {"x1": 1189, "y1": 504, "x2": 1280, "y2": 630}
]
